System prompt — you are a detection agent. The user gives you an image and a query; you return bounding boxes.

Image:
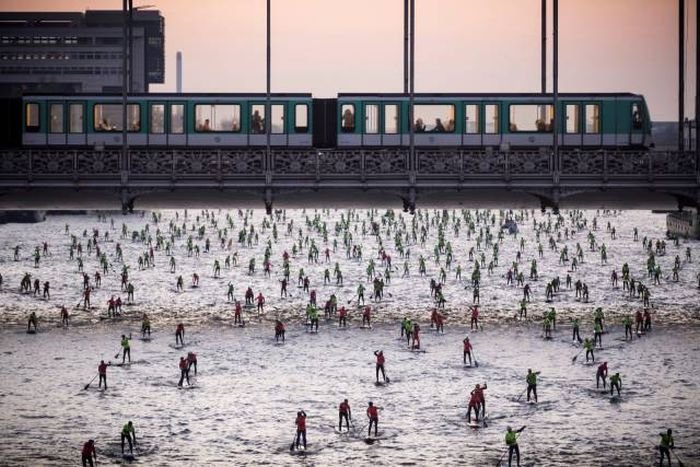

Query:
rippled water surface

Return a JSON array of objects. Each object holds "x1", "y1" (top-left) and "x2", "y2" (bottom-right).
[{"x1": 0, "y1": 209, "x2": 699, "y2": 466}]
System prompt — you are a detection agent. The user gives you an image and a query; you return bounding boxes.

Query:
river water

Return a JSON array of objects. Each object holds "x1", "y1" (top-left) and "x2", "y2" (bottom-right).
[{"x1": 0, "y1": 209, "x2": 699, "y2": 466}]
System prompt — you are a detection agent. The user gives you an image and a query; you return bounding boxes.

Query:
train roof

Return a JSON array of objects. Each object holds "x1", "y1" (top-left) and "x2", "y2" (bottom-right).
[
  {"x1": 337, "y1": 92, "x2": 644, "y2": 98},
  {"x1": 22, "y1": 92, "x2": 313, "y2": 98}
]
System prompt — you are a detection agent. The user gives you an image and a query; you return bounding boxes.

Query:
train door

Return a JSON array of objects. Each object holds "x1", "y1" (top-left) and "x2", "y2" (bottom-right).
[
  {"x1": 167, "y1": 103, "x2": 186, "y2": 146},
  {"x1": 482, "y1": 103, "x2": 501, "y2": 147},
  {"x1": 382, "y1": 103, "x2": 400, "y2": 146},
  {"x1": 47, "y1": 102, "x2": 66, "y2": 145},
  {"x1": 269, "y1": 103, "x2": 287, "y2": 146},
  {"x1": 23, "y1": 101, "x2": 45, "y2": 146},
  {"x1": 148, "y1": 102, "x2": 166, "y2": 146},
  {"x1": 290, "y1": 102, "x2": 311, "y2": 146},
  {"x1": 629, "y1": 102, "x2": 644, "y2": 146},
  {"x1": 463, "y1": 103, "x2": 482, "y2": 147},
  {"x1": 66, "y1": 102, "x2": 86, "y2": 146},
  {"x1": 362, "y1": 103, "x2": 381, "y2": 146},
  {"x1": 582, "y1": 103, "x2": 602, "y2": 147},
  {"x1": 562, "y1": 103, "x2": 582, "y2": 147}
]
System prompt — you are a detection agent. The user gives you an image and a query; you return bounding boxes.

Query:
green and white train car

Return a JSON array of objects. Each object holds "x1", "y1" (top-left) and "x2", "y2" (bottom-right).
[
  {"x1": 21, "y1": 93, "x2": 313, "y2": 147},
  {"x1": 335, "y1": 93, "x2": 651, "y2": 148}
]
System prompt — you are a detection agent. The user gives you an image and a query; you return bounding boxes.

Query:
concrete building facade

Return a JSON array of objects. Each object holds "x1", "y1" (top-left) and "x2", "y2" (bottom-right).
[{"x1": 0, "y1": 10, "x2": 164, "y2": 96}]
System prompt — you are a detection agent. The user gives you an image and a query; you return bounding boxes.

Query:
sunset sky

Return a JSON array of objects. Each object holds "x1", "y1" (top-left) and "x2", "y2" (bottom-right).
[{"x1": 3, "y1": 0, "x2": 698, "y2": 121}]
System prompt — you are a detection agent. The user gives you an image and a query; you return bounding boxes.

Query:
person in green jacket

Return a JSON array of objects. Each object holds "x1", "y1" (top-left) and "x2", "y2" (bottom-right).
[
  {"x1": 526, "y1": 369, "x2": 540, "y2": 403},
  {"x1": 658, "y1": 428, "x2": 674, "y2": 466},
  {"x1": 505, "y1": 425, "x2": 526, "y2": 467},
  {"x1": 584, "y1": 337, "x2": 595, "y2": 363},
  {"x1": 623, "y1": 314, "x2": 633, "y2": 340},
  {"x1": 120, "y1": 334, "x2": 131, "y2": 364},
  {"x1": 594, "y1": 321, "x2": 603, "y2": 348},
  {"x1": 610, "y1": 372, "x2": 622, "y2": 396},
  {"x1": 403, "y1": 318, "x2": 413, "y2": 346},
  {"x1": 306, "y1": 304, "x2": 319, "y2": 332},
  {"x1": 572, "y1": 317, "x2": 582, "y2": 342},
  {"x1": 120, "y1": 421, "x2": 136, "y2": 455}
]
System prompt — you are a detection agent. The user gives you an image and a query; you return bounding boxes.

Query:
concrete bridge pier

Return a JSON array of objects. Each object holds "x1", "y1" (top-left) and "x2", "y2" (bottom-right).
[
  {"x1": 402, "y1": 188, "x2": 416, "y2": 214},
  {"x1": 264, "y1": 188, "x2": 273, "y2": 215}
]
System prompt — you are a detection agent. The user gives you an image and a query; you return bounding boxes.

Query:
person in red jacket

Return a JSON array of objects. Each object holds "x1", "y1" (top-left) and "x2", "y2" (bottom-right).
[
  {"x1": 176, "y1": 323, "x2": 185, "y2": 345},
  {"x1": 294, "y1": 410, "x2": 307, "y2": 450},
  {"x1": 338, "y1": 306, "x2": 348, "y2": 328},
  {"x1": 275, "y1": 320, "x2": 286, "y2": 342},
  {"x1": 234, "y1": 300, "x2": 243, "y2": 325},
  {"x1": 366, "y1": 401, "x2": 381, "y2": 437},
  {"x1": 178, "y1": 356, "x2": 190, "y2": 387},
  {"x1": 463, "y1": 336, "x2": 473, "y2": 366},
  {"x1": 98, "y1": 360, "x2": 108, "y2": 390},
  {"x1": 338, "y1": 399, "x2": 352, "y2": 432},
  {"x1": 362, "y1": 306, "x2": 371, "y2": 327},
  {"x1": 374, "y1": 350, "x2": 386, "y2": 383},
  {"x1": 411, "y1": 323, "x2": 421, "y2": 349},
  {"x1": 81, "y1": 439, "x2": 96, "y2": 467},
  {"x1": 434, "y1": 311, "x2": 445, "y2": 334},
  {"x1": 470, "y1": 305, "x2": 480, "y2": 330},
  {"x1": 471, "y1": 383, "x2": 487, "y2": 419},
  {"x1": 256, "y1": 292, "x2": 265, "y2": 313}
]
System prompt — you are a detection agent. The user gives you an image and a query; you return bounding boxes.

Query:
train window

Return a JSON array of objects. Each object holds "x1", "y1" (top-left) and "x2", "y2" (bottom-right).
[
  {"x1": 150, "y1": 104, "x2": 165, "y2": 134},
  {"x1": 509, "y1": 104, "x2": 553, "y2": 132},
  {"x1": 295, "y1": 104, "x2": 308, "y2": 133},
  {"x1": 631, "y1": 103, "x2": 643, "y2": 129},
  {"x1": 250, "y1": 104, "x2": 265, "y2": 134},
  {"x1": 271, "y1": 104, "x2": 284, "y2": 134},
  {"x1": 340, "y1": 104, "x2": 355, "y2": 133},
  {"x1": 464, "y1": 104, "x2": 479, "y2": 134},
  {"x1": 69, "y1": 104, "x2": 83, "y2": 133},
  {"x1": 413, "y1": 104, "x2": 454, "y2": 133},
  {"x1": 49, "y1": 103, "x2": 64, "y2": 133},
  {"x1": 25, "y1": 103, "x2": 40, "y2": 133},
  {"x1": 365, "y1": 104, "x2": 379, "y2": 134},
  {"x1": 585, "y1": 104, "x2": 600, "y2": 134},
  {"x1": 384, "y1": 104, "x2": 398, "y2": 134},
  {"x1": 93, "y1": 104, "x2": 140, "y2": 132},
  {"x1": 484, "y1": 104, "x2": 499, "y2": 134},
  {"x1": 194, "y1": 104, "x2": 240, "y2": 132},
  {"x1": 170, "y1": 104, "x2": 184, "y2": 134},
  {"x1": 565, "y1": 104, "x2": 580, "y2": 134}
]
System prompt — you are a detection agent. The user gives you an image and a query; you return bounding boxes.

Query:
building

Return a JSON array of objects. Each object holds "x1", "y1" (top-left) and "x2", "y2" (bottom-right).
[{"x1": 0, "y1": 10, "x2": 164, "y2": 96}]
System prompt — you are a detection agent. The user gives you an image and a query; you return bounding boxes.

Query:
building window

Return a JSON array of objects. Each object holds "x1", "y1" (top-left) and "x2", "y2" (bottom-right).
[
  {"x1": 509, "y1": 104, "x2": 554, "y2": 132},
  {"x1": 25, "y1": 103, "x2": 40, "y2": 133},
  {"x1": 364, "y1": 104, "x2": 379, "y2": 134},
  {"x1": 271, "y1": 104, "x2": 284, "y2": 134},
  {"x1": 585, "y1": 104, "x2": 600, "y2": 134},
  {"x1": 150, "y1": 104, "x2": 165, "y2": 134},
  {"x1": 93, "y1": 104, "x2": 140, "y2": 132},
  {"x1": 250, "y1": 104, "x2": 265, "y2": 134},
  {"x1": 194, "y1": 104, "x2": 240, "y2": 132},
  {"x1": 413, "y1": 104, "x2": 454, "y2": 133},
  {"x1": 170, "y1": 104, "x2": 184, "y2": 134},
  {"x1": 69, "y1": 104, "x2": 84, "y2": 134},
  {"x1": 565, "y1": 104, "x2": 580, "y2": 134},
  {"x1": 484, "y1": 104, "x2": 499, "y2": 134},
  {"x1": 49, "y1": 103, "x2": 64, "y2": 133},
  {"x1": 464, "y1": 104, "x2": 480, "y2": 134},
  {"x1": 384, "y1": 104, "x2": 398, "y2": 134},
  {"x1": 294, "y1": 104, "x2": 308, "y2": 133},
  {"x1": 340, "y1": 104, "x2": 355, "y2": 133}
]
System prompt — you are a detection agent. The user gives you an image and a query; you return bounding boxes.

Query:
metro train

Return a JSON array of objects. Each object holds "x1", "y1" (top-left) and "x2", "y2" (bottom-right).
[{"x1": 6, "y1": 92, "x2": 652, "y2": 149}]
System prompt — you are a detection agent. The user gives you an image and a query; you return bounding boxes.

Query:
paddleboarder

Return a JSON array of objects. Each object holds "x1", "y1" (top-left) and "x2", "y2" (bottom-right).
[
  {"x1": 81, "y1": 439, "x2": 96, "y2": 467},
  {"x1": 610, "y1": 372, "x2": 622, "y2": 397},
  {"x1": 463, "y1": 336, "x2": 473, "y2": 366},
  {"x1": 374, "y1": 350, "x2": 387, "y2": 383},
  {"x1": 120, "y1": 421, "x2": 136, "y2": 455},
  {"x1": 657, "y1": 429, "x2": 674, "y2": 466},
  {"x1": 176, "y1": 323, "x2": 185, "y2": 345},
  {"x1": 505, "y1": 425, "x2": 526, "y2": 467},
  {"x1": 294, "y1": 410, "x2": 307, "y2": 450},
  {"x1": 120, "y1": 335, "x2": 131, "y2": 364},
  {"x1": 366, "y1": 401, "x2": 380, "y2": 437},
  {"x1": 526, "y1": 369, "x2": 540, "y2": 403},
  {"x1": 596, "y1": 362, "x2": 608, "y2": 389},
  {"x1": 98, "y1": 360, "x2": 108, "y2": 390},
  {"x1": 338, "y1": 399, "x2": 352, "y2": 432},
  {"x1": 178, "y1": 356, "x2": 190, "y2": 387}
]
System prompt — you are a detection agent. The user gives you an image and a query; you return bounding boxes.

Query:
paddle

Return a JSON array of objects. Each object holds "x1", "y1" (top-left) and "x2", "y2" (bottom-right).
[
  {"x1": 571, "y1": 348, "x2": 584, "y2": 363},
  {"x1": 289, "y1": 430, "x2": 297, "y2": 451},
  {"x1": 514, "y1": 387, "x2": 527, "y2": 402},
  {"x1": 672, "y1": 448, "x2": 686, "y2": 467},
  {"x1": 114, "y1": 348, "x2": 122, "y2": 359},
  {"x1": 496, "y1": 425, "x2": 526, "y2": 467},
  {"x1": 472, "y1": 350, "x2": 479, "y2": 368},
  {"x1": 83, "y1": 373, "x2": 98, "y2": 390}
]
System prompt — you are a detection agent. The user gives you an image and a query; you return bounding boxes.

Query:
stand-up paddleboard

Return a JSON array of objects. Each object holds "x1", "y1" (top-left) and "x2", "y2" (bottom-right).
[{"x1": 26, "y1": 329, "x2": 36, "y2": 334}]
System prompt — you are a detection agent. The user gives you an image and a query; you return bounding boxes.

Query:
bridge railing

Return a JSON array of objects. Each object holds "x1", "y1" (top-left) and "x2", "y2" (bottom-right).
[{"x1": 0, "y1": 148, "x2": 696, "y2": 184}]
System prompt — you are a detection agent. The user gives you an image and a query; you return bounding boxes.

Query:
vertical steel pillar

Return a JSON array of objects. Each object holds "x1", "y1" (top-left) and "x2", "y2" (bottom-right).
[
  {"x1": 541, "y1": 0, "x2": 547, "y2": 93},
  {"x1": 266, "y1": 0, "x2": 272, "y2": 209},
  {"x1": 552, "y1": 0, "x2": 559, "y2": 176},
  {"x1": 128, "y1": 0, "x2": 133, "y2": 92},
  {"x1": 680, "y1": 0, "x2": 686, "y2": 150},
  {"x1": 121, "y1": 0, "x2": 128, "y2": 181},
  {"x1": 409, "y1": 0, "x2": 415, "y2": 177},
  {"x1": 404, "y1": 0, "x2": 409, "y2": 93}
]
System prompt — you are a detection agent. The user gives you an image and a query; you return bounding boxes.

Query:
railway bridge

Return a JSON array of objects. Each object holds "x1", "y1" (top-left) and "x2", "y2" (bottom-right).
[{"x1": 0, "y1": 148, "x2": 698, "y2": 213}]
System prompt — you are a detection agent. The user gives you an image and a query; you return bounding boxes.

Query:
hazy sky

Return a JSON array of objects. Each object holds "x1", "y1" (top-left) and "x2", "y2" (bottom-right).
[{"x1": 4, "y1": 0, "x2": 698, "y2": 120}]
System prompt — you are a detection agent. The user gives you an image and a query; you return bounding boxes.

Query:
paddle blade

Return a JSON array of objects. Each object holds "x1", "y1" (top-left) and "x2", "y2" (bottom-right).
[
  {"x1": 474, "y1": 360, "x2": 479, "y2": 368},
  {"x1": 114, "y1": 353, "x2": 120, "y2": 359},
  {"x1": 83, "y1": 384, "x2": 90, "y2": 390},
  {"x1": 571, "y1": 355, "x2": 578, "y2": 363},
  {"x1": 386, "y1": 376, "x2": 390, "y2": 383}
]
